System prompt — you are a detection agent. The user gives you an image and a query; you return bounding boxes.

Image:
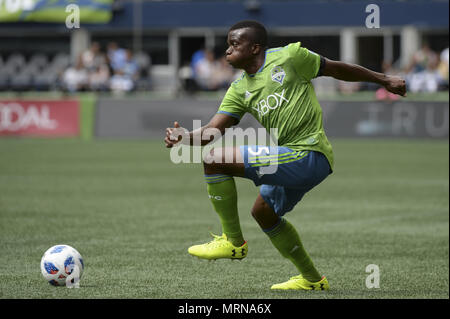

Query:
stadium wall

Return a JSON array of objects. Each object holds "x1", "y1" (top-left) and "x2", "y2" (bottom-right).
[
  {"x1": 1, "y1": 96, "x2": 448, "y2": 139},
  {"x1": 0, "y1": 95, "x2": 97, "y2": 140},
  {"x1": 94, "y1": 98, "x2": 449, "y2": 139}
]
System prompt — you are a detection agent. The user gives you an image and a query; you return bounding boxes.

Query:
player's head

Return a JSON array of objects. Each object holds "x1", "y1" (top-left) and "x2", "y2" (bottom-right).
[
  {"x1": 229, "y1": 20, "x2": 268, "y2": 48},
  {"x1": 226, "y1": 20, "x2": 268, "y2": 69}
]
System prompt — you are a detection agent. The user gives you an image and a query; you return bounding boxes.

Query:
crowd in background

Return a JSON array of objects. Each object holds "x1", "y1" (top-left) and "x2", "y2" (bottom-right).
[
  {"x1": 62, "y1": 42, "x2": 151, "y2": 94},
  {"x1": 178, "y1": 48, "x2": 239, "y2": 93},
  {"x1": 1, "y1": 41, "x2": 448, "y2": 96},
  {"x1": 370, "y1": 44, "x2": 449, "y2": 101},
  {"x1": 404, "y1": 44, "x2": 449, "y2": 93}
]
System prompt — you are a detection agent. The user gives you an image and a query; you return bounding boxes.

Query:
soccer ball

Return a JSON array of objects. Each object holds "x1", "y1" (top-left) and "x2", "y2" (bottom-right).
[{"x1": 40, "y1": 244, "x2": 84, "y2": 287}]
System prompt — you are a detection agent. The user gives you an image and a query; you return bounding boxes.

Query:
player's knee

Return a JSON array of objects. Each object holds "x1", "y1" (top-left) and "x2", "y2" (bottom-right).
[{"x1": 251, "y1": 200, "x2": 268, "y2": 220}]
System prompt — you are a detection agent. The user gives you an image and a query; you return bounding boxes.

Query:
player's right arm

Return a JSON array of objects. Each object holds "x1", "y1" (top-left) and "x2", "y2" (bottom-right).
[
  {"x1": 165, "y1": 81, "x2": 245, "y2": 148},
  {"x1": 287, "y1": 42, "x2": 406, "y2": 97},
  {"x1": 320, "y1": 58, "x2": 407, "y2": 96},
  {"x1": 164, "y1": 113, "x2": 237, "y2": 148}
]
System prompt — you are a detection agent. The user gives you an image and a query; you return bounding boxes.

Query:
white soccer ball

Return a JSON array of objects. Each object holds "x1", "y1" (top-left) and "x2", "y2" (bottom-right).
[{"x1": 40, "y1": 244, "x2": 84, "y2": 287}]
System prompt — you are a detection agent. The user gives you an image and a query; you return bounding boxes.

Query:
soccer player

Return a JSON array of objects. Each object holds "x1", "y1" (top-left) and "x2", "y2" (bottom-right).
[{"x1": 165, "y1": 20, "x2": 406, "y2": 290}]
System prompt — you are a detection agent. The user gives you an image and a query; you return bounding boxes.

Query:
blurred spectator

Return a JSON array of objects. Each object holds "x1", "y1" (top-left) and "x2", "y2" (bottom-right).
[
  {"x1": 110, "y1": 70, "x2": 134, "y2": 94},
  {"x1": 89, "y1": 64, "x2": 110, "y2": 91},
  {"x1": 405, "y1": 43, "x2": 440, "y2": 93},
  {"x1": 122, "y1": 50, "x2": 139, "y2": 82},
  {"x1": 134, "y1": 51, "x2": 153, "y2": 90},
  {"x1": 80, "y1": 42, "x2": 111, "y2": 91},
  {"x1": 212, "y1": 56, "x2": 235, "y2": 90},
  {"x1": 81, "y1": 42, "x2": 107, "y2": 72},
  {"x1": 440, "y1": 47, "x2": 449, "y2": 68},
  {"x1": 107, "y1": 42, "x2": 127, "y2": 72},
  {"x1": 405, "y1": 43, "x2": 439, "y2": 74},
  {"x1": 191, "y1": 48, "x2": 205, "y2": 79},
  {"x1": 62, "y1": 56, "x2": 88, "y2": 92},
  {"x1": 58, "y1": 42, "x2": 152, "y2": 93},
  {"x1": 109, "y1": 50, "x2": 139, "y2": 93},
  {"x1": 187, "y1": 49, "x2": 235, "y2": 91},
  {"x1": 179, "y1": 62, "x2": 197, "y2": 93},
  {"x1": 194, "y1": 49, "x2": 216, "y2": 90},
  {"x1": 437, "y1": 47, "x2": 449, "y2": 89}
]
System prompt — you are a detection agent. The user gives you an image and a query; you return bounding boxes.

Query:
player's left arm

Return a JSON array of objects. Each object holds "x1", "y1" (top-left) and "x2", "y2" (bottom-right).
[{"x1": 320, "y1": 58, "x2": 407, "y2": 96}]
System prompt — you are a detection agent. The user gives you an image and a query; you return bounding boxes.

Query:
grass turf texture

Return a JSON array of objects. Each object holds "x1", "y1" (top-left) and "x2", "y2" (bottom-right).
[{"x1": 0, "y1": 138, "x2": 448, "y2": 299}]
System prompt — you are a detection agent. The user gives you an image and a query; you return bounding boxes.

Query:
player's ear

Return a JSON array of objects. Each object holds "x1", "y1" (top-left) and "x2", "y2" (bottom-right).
[{"x1": 252, "y1": 44, "x2": 262, "y2": 55}]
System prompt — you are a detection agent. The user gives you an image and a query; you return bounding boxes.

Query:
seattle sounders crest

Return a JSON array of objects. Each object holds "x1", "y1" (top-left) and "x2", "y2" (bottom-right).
[{"x1": 271, "y1": 66, "x2": 286, "y2": 85}]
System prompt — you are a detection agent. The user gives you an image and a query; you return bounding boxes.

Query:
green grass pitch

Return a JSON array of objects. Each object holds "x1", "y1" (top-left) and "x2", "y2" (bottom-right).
[{"x1": 0, "y1": 138, "x2": 448, "y2": 299}]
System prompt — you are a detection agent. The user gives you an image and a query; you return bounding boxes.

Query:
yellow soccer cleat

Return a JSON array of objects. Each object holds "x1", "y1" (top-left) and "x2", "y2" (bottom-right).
[
  {"x1": 271, "y1": 275, "x2": 329, "y2": 291},
  {"x1": 188, "y1": 233, "x2": 248, "y2": 260}
]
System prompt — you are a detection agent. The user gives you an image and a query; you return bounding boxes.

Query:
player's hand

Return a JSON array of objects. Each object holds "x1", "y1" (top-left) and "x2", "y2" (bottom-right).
[
  {"x1": 384, "y1": 75, "x2": 407, "y2": 97},
  {"x1": 164, "y1": 121, "x2": 187, "y2": 148}
]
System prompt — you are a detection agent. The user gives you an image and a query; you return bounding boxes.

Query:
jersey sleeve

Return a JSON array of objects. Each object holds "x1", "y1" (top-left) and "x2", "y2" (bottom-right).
[
  {"x1": 287, "y1": 42, "x2": 322, "y2": 81},
  {"x1": 217, "y1": 84, "x2": 246, "y2": 123}
]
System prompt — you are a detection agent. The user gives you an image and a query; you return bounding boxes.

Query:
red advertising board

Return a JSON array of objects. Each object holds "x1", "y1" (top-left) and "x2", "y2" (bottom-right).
[{"x1": 0, "y1": 100, "x2": 79, "y2": 137}]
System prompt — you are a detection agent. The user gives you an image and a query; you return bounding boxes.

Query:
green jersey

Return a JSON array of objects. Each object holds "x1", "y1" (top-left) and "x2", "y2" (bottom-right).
[{"x1": 218, "y1": 42, "x2": 334, "y2": 170}]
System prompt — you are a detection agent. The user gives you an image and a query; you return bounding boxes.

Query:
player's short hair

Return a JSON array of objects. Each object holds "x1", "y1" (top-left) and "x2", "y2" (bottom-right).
[{"x1": 229, "y1": 20, "x2": 268, "y2": 48}]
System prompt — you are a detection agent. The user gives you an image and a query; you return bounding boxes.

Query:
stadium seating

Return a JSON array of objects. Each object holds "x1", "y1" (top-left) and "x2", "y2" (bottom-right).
[
  {"x1": 0, "y1": 52, "x2": 66, "y2": 91},
  {"x1": 134, "y1": 51, "x2": 153, "y2": 90},
  {"x1": 0, "y1": 51, "x2": 154, "y2": 92}
]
